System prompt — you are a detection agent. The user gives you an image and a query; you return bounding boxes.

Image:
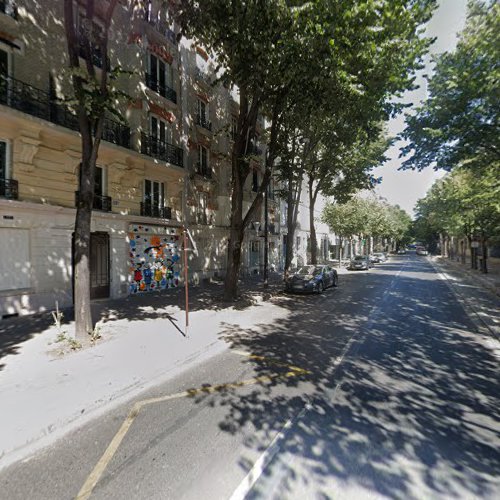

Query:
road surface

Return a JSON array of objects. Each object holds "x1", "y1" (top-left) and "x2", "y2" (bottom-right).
[{"x1": 1, "y1": 254, "x2": 499, "y2": 499}]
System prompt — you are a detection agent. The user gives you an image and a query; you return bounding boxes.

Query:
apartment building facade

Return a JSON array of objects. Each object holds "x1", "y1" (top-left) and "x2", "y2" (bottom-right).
[{"x1": 0, "y1": 0, "x2": 283, "y2": 317}]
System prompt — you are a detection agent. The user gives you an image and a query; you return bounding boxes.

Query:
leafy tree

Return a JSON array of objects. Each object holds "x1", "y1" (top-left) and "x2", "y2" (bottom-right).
[
  {"x1": 414, "y1": 166, "x2": 500, "y2": 270},
  {"x1": 401, "y1": 0, "x2": 500, "y2": 173},
  {"x1": 174, "y1": 0, "x2": 436, "y2": 299}
]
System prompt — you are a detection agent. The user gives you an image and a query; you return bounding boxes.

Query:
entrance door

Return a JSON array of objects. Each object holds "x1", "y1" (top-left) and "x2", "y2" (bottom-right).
[
  {"x1": 89, "y1": 232, "x2": 110, "y2": 299},
  {"x1": 249, "y1": 240, "x2": 260, "y2": 268}
]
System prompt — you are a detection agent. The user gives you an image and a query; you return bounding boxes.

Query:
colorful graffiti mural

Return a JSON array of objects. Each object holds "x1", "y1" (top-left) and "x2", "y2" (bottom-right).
[{"x1": 128, "y1": 224, "x2": 181, "y2": 294}]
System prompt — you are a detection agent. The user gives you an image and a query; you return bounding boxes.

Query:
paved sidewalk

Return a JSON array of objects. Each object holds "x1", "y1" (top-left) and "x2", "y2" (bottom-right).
[
  {"x1": 0, "y1": 275, "x2": 286, "y2": 470},
  {"x1": 431, "y1": 256, "x2": 500, "y2": 340}
]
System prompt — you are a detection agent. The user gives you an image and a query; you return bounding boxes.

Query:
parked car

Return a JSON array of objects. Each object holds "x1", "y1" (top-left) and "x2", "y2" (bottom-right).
[
  {"x1": 369, "y1": 254, "x2": 380, "y2": 264},
  {"x1": 373, "y1": 252, "x2": 388, "y2": 262},
  {"x1": 416, "y1": 246, "x2": 429, "y2": 256},
  {"x1": 285, "y1": 265, "x2": 338, "y2": 294},
  {"x1": 397, "y1": 249, "x2": 406, "y2": 255},
  {"x1": 349, "y1": 255, "x2": 371, "y2": 270}
]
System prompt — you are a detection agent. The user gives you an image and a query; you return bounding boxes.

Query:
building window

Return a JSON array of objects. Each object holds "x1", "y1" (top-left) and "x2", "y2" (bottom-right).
[
  {"x1": 197, "y1": 145, "x2": 210, "y2": 177},
  {"x1": 196, "y1": 99, "x2": 211, "y2": 130},
  {"x1": 0, "y1": 46, "x2": 10, "y2": 76},
  {"x1": 75, "y1": 9, "x2": 106, "y2": 69},
  {"x1": 252, "y1": 170, "x2": 259, "y2": 192},
  {"x1": 296, "y1": 236, "x2": 301, "y2": 250},
  {"x1": 197, "y1": 191, "x2": 208, "y2": 224},
  {"x1": 231, "y1": 116, "x2": 238, "y2": 140},
  {"x1": 251, "y1": 241, "x2": 259, "y2": 253},
  {"x1": 0, "y1": 140, "x2": 8, "y2": 179},
  {"x1": 144, "y1": 0, "x2": 153, "y2": 22},
  {"x1": 144, "y1": 179, "x2": 164, "y2": 207},
  {"x1": 147, "y1": 53, "x2": 174, "y2": 100},
  {"x1": 150, "y1": 115, "x2": 172, "y2": 144},
  {"x1": 78, "y1": 164, "x2": 106, "y2": 197}
]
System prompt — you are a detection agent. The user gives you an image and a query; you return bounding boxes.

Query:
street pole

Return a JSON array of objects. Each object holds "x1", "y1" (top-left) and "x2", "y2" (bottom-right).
[
  {"x1": 263, "y1": 185, "x2": 269, "y2": 288},
  {"x1": 183, "y1": 227, "x2": 189, "y2": 336}
]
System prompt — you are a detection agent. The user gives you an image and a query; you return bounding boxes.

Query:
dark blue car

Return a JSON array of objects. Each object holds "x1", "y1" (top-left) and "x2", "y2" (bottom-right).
[{"x1": 285, "y1": 265, "x2": 338, "y2": 294}]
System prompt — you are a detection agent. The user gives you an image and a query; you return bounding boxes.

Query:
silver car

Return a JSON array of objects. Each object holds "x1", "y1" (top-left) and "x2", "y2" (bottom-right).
[{"x1": 349, "y1": 255, "x2": 371, "y2": 270}]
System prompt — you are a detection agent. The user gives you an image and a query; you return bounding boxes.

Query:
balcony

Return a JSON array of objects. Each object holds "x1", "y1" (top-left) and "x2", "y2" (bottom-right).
[
  {"x1": 141, "y1": 132, "x2": 183, "y2": 167},
  {"x1": 145, "y1": 73, "x2": 177, "y2": 103},
  {"x1": 196, "y1": 162, "x2": 212, "y2": 179},
  {"x1": 101, "y1": 118, "x2": 131, "y2": 149},
  {"x1": 140, "y1": 202, "x2": 172, "y2": 219},
  {"x1": 0, "y1": 178, "x2": 18, "y2": 199},
  {"x1": 195, "y1": 114, "x2": 212, "y2": 132},
  {"x1": 75, "y1": 191, "x2": 112, "y2": 212},
  {"x1": 0, "y1": 0, "x2": 17, "y2": 19},
  {"x1": 0, "y1": 75, "x2": 131, "y2": 149}
]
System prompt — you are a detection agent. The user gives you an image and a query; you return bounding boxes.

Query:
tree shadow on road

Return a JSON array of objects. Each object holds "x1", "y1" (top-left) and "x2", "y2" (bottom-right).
[{"x1": 190, "y1": 267, "x2": 500, "y2": 498}]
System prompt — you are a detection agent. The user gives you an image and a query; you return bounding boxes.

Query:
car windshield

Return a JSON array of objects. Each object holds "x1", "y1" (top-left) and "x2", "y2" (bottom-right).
[
  {"x1": 297, "y1": 266, "x2": 321, "y2": 275},
  {"x1": 353, "y1": 256, "x2": 365, "y2": 261}
]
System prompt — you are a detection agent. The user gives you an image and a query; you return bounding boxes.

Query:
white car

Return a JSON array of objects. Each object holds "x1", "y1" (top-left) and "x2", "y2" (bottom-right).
[{"x1": 416, "y1": 247, "x2": 428, "y2": 256}]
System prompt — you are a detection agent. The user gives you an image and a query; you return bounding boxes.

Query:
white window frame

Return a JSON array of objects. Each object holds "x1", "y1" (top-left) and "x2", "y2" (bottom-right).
[
  {"x1": 150, "y1": 114, "x2": 172, "y2": 144},
  {"x1": 198, "y1": 144, "x2": 208, "y2": 172},
  {"x1": 144, "y1": 179, "x2": 165, "y2": 208},
  {"x1": 197, "y1": 99, "x2": 208, "y2": 122},
  {"x1": 148, "y1": 52, "x2": 173, "y2": 91}
]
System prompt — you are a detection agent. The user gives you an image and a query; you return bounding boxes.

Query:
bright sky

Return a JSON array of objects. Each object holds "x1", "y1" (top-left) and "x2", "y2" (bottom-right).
[{"x1": 372, "y1": 0, "x2": 468, "y2": 216}]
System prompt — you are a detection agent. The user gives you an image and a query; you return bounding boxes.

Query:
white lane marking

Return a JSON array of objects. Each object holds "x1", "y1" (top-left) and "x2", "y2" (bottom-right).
[{"x1": 229, "y1": 401, "x2": 311, "y2": 500}]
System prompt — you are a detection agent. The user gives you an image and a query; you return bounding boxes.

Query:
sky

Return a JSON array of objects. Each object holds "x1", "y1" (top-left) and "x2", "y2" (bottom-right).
[{"x1": 372, "y1": 0, "x2": 468, "y2": 216}]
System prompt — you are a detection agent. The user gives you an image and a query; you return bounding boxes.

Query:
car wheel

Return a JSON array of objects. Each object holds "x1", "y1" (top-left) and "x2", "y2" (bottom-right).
[
  {"x1": 333, "y1": 274, "x2": 338, "y2": 287},
  {"x1": 318, "y1": 281, "x2": 324, "y2": 294}
]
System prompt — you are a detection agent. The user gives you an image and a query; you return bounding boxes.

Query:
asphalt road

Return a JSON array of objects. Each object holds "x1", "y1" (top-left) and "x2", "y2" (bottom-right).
[{"x1": 1, "y1": 254, "x2": 499, "y2": 500}]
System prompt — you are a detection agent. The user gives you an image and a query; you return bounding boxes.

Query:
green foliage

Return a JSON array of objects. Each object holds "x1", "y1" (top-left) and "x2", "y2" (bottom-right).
[
  {"x1": 401, "y1": 0, "x2": 500, "y2": 173},
  {"x1": 414, "y1": 165, "x2": 500, "y2": 246},
  {"x1": 321, "y1": 196, "x2": 412, "y2": 242}
]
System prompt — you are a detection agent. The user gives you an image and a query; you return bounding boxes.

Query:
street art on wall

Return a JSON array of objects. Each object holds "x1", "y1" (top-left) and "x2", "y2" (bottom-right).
[{"x1": 128, "y1": 224, "x2": 181, "y2": 294}]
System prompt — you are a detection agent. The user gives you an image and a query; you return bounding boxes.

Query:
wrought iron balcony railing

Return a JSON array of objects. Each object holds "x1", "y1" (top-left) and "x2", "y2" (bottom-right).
[
  {"x1": 0, "y1": 75, "x2": 131, "y2": 149},
  {"x1": 195, "y1": 114, "x2": 212, "y2": 131},
  {"x1": 145, "y1": 73, "x2": 177, "y2": 103},
  {"x1": 0, "y1": 178, "x2": 18, "y2": 199},
  {"x1": 196, "y1": 162, "x2": 212, "y2": 179},
  {"x1": 75, "y1": 191, "x2": 112, "y2": 212},
  {"x1": 140, "y1": 202, "x2": 172, "y2": 219},
  {"x1": 101, "y1": 118, "x2": 131, "y2": 149},
  {"x1": 141, "y1": 132, "x2": 183, "y2": 167}
]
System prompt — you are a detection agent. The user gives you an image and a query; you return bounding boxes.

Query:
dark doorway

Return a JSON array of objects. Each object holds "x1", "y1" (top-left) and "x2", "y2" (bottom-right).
[
  {"x1": 89, "y1": 232, "x2": 110, "y2": 299},
  {"x1": 72, "y1": 231, "x2": 110, "y2": 301}
]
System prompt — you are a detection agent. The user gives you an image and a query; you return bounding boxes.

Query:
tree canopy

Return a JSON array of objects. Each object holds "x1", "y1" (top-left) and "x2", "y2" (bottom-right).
[{"x1": 400, "y1": 0, "x2": 500, "y2": 172}]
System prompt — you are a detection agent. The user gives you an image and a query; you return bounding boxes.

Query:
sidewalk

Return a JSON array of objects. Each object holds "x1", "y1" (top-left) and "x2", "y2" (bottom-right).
[
  {"x1": 0, "y1": 275, "x2": 286, "y2": 470},
  {"x1": 434, "y1": 255, "x2": 500, "y2": 297},
  {"x1": 431, "y1": 255, "x2": 500, "y2": 340}
]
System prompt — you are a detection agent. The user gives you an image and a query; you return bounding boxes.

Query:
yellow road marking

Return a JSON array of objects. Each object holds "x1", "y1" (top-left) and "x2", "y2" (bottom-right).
[{"x1": 76, "y1": 356, "x2": 310, "y2": 500}]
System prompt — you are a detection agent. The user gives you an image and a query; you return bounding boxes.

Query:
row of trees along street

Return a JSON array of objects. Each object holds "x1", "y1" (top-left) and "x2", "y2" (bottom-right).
[
  {"x1": 400, "y1": 1, "x2": 500, "y2": 274},
  {"x1": 321, "y1": 197, "x2": 413, "y2": 259},
  {"x1": 65, "y1": 0, "x2": 437, "y2": 338}
]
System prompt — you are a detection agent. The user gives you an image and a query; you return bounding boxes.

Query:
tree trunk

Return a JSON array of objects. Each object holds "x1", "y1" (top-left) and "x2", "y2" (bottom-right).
[
  {"x1": 223, "y1": 90, "x2": 279, "y2": 300},
  {"x1": 284, "y1": 139, "x2": 302, "y2": 276},
  {"x1": 308, "y1": 176, "x2": 320, "y2": 265},
  {"x1": 64, "y1": 0, "x2": 117, "y2": 338},
  {"x1": 481, "y1": 235, "x2": 488, "y2": 273}
]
